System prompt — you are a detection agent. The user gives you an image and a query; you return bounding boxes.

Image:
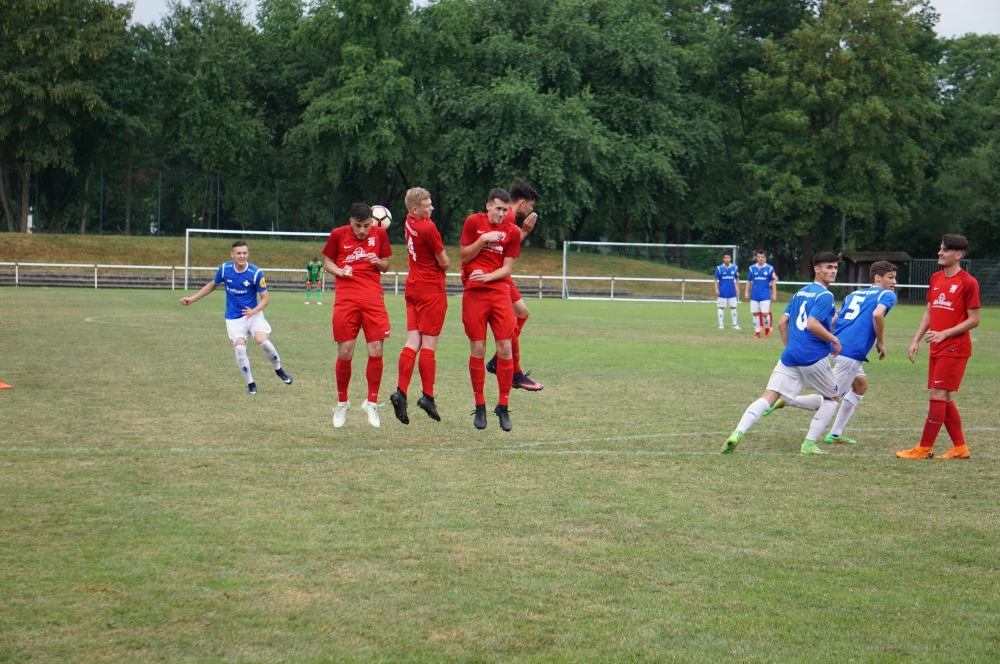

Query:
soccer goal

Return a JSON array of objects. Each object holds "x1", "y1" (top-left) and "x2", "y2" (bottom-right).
[{"x1": 561, "y1": 242, "x2": 740, "y2": 301}]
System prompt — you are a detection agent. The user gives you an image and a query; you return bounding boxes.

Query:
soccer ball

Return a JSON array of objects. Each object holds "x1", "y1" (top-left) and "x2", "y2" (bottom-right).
[{"x1": 371, "y1": 205, "x2": 392, "y2": 230}]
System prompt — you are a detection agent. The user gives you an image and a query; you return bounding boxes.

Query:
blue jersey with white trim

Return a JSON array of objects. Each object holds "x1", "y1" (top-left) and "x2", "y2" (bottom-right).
[
  {"x1": 834, "y1": 287, "x2": 897, "y2": 362},
  {"x1": 747, "y1": 263, "x2": 777, "y2": 301},
  {"x1": 780, "y1": 282, "x2": 836, "y2": 366},
  {"x1": 214, "y1": 262, "x2": 267, "y2": 320},
  {"x1": 715, "y1": 263, "x2": 739, "y2": 298}
]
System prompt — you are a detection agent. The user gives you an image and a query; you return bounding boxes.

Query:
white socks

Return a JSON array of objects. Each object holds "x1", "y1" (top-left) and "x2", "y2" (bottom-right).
[
  {"x1": 806, "y1": 398, "x2": 839, "y2": 442},
  {"x1": 235, "y1": 345, "x2": 254, "y2": 384},
  {"x1": 737, "y1": 398, "x2": 771, "y2": 434},
  {"x1": 730, "y1": 308, "x2": 739, "y2": 327},
  {"x1": 787, "y1": 394, "x2": 823, "y2": 410},
  {"x1": 259, "y1": 340, "x2": 282, "y2": 370},
  {"x1": 717, "y1": 308, "x2": 724, "y2": 326},
  {"x1": 831, "y1": 391, "x2": 863, "y2": 436},
  {"x1": 753, "y1": 314, "x2": 761, "y2": 333}
]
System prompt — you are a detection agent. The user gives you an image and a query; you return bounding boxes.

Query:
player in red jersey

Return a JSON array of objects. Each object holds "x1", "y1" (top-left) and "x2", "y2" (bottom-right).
[
  {"x1": 322, "y1": 203, "x2": 393, "y2": 429},
  {"x1": 461, "y1": 188, "x2": 521, "y2": 431},
  {"x1": 390, "y1": 187, "x2": 451, "y2": 425},
  {"x1": 485, "y1": 178, "x2": 544, "y2": 391},
  {"x1": 897, "y1": 234, "x2": 981, "y2": 459}
]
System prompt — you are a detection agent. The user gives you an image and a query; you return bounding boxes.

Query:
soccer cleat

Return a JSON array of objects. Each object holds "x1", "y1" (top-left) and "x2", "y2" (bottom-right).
[
  {"x1": 719, "y1": 324, "x2": 724, "y2": 330},
  {"x1": 361, "y1": 400, "x2": 381, "y2": 428},
  {"x1": 753, "y1": 332, "x2": 761, "y2": 339},
  {"x1": 0, "y1": 380, "x2": 11, "y2": 390},
  {"x1": 512, "y1": 371, "x2": 544, "y2": 391},
  {"x1": 823, "y1": 432, "x2": 856, "y2": 445},
  {"x1": 316, "y1": 301, "x2": 322, "y2": 305},
  {"x1": 937, "y1": 444, "x2": 970, "y2": 459},
  {"x1": 761, "y1": 399, "x2": 785, "y2": 418},
  {"x1": 800, "y1": 440, "x2": 828, "y2": 455},
  {"x1": 494, "y1": 404, "x2": 512, "y2": 432},
  {"x1": 332, "y1": 401, "x2": 350, "y2": 428},
  {"x1": 304, "y1": 301, "x2": 311, "y2": 305},
  {"x1": 247, "y1": 382, "x2": 257, "y2": 395},
  {"x1": 417, "y1": 393, "x2": 441, "y2": 421},
  {"x1": 721, "y1": 430, "x2": 743, "y2": 454},
  {"x1": 765, "y1": 327, "x2": 772, "y2": 339},
  {"x1": 485, "y1": 355, "x2": 498, "y2": 375},
  {"x1": 389, "y1": 389, "x2": 409, "y2": 425},
  {"x1": 275, "y1": 368, "x2": 293, "y2": 384},
  {"x1": 733, "y1": 325, "x2": 741, "y2": 330},
  {"x1": 473, "y1": 404, "x2": 488, "y2": 430},
  {"x1": 896, "y1": 445, "x2": 934, "y2": 459}
]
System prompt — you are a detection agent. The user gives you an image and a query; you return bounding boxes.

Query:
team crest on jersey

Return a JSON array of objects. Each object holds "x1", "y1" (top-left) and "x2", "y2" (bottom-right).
[
  {"x1": 242, "y1": 279, "x2": 250, "y2": 287},
  {"x1": 950, "y1": 284, "x2": 958, "y2": 293},
  {"x1": 368, "y1": 236, "x2": 376, "y2": 247}
]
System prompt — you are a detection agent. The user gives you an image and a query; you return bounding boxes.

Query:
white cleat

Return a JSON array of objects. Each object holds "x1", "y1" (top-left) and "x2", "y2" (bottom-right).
[
  {"x1": 316, "y1": 301, "x2": 322, "y2": 305},
  {"x1": 332, "y1": 400, "x2": 350, "y2": 428},
  {"x1": 361, "y1": 400, "x2": 381, "y2": 428},
  {"x1": 733, "y1": 325, "x2": 741, "y2": 330},
  {"x1": 719, "y1": 324, "x2": 724, "y2": 329}
]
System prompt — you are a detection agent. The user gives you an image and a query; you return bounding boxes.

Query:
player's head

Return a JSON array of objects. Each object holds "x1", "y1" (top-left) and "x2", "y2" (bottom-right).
[
  {"x1": 870, "y1": 260, "x2": 897, "y2": 290},
  {"x1": 486, "y1": 188, "x2": 511, "y2": 225},
  {"x1": 405, "y1": 187, "x2": 433, "y2": 219},
  {"x1": 755, "y1": 249, "x2": 766, "y2": 265},
  {"x1": 722, "y1": 251, "x2": 732, "y2": 266},
  {"x1": 349, "y1": 203, "x2": 374, "y2": 240},
  {"x1": 231, "y1": 241, "x2": 249, "y2": 267},
  {"x1": 939, "y1": 234, "x2": 969, "y2": 266},
  {"x1": 812, "y1": 251, "x2": 839, "y2": 285},
  {"x1": 510, "y1": 178, "x2": 540, "y2": 217},
  {"x1": 312, "y1": 257, "x2": 319, "y2": 263}
]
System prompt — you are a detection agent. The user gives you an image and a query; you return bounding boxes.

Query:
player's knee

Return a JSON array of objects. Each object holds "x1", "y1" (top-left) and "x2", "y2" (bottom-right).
[
  {"x1": 496, "y1": 339, "x2": 513, "y2": 359},
  {"x1": 367, "y1": 341, "x2": 384, "y2": 358},
  {"x1": 513, "y1": 301, "x2": 529, "y2": 318},
  {"x1": 853, "y1": 377, "x2": 868, "y2": 395},
  {"x1": 470, "y1": 340, "x2": 486, "y2": 357}
]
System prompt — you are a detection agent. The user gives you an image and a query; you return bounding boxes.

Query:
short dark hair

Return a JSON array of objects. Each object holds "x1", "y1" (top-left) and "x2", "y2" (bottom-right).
[
  {"x1": 942, "y1": 234, "x2": 969, "y2": 253},
  {"x1": 869, "y1": 261, "x2": 897, "y2": 280},
  {"x1": 813, "y1": 251, "x2": 839, "y2": 266},
  {"x1": 755, "y1": 249, "x2": 766, "y2": 256},
  {"x1": 350, "y1": 203, "x2": 372, "y2": 221},
  {"x1": 487, "y1": 188, "x2": 511, "y2": 204},
  {"x1": 722, "y1": 251, "x2": 732, "y2": 258},
  {"x1": 510, "y1": 178, "x2": 540, "y2": 203},
  {"x1": 313, "y1": 257, "x2": 318, "y2": 262},
  {"x1": 232, "y1": 240, "x2": 247, "y2": 249}
]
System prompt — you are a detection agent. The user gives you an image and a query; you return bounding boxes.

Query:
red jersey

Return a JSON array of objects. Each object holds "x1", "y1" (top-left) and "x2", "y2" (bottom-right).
[
  {"x1": 404, "y1": 214, "x2": 446, "y2": 294},
  {"x1": 927, "y1": 269, "x2": 980, "y2": 358},
  {"x1": 321, "y1": 225, "x2": 392, "y2": 301},
  {"x1": 459, "y1": 212, "x2": 521, "y2": 291}
]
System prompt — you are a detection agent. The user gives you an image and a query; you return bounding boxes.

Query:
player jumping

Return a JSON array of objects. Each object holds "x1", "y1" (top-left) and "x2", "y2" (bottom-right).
[
  {"x1": 180, "y1": 241, "x2": 293, "y2": 394},
  {"x1": 390, "y1": 187, "x2": 450, "y2": 425},
  {"x1": 322, "y1": 203, "x2": 392, "y2": 428},
  {"x1": 722, "y1": 252, "x2": 842, "y2": 455},
  {"x1": 745, "y1": 250, "x2": 777, "y2": 338},
  {"x1": 715, "y1": 252, "x2": 741, "y2": 330},
  {"x1": 897, "y1": 234, "x2": 980, "y2": 459},
  {"x1": 460, "y1": 188, "x2": 521, "y2": 431},
  {"x1": 305, "y1": 257, "x2": 323, "y2": 305}
]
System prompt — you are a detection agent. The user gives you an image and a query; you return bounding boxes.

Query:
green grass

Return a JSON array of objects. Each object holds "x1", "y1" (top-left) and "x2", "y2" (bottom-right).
[{"x1": 1, "y1": 288, "x2": 999, "y2": 661}]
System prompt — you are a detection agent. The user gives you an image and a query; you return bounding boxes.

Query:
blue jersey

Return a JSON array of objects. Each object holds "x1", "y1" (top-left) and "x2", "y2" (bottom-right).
[
  {"x1": 780, "y1": 282, "x2": 836, "y2": 366},
  {"x1": 715, "y1": 263, "x2": 739, "y2": 298},
  {"x1": 214, "y1": 262, "x2": 267, "y2": 320},
  {"x1": 747, "y1": 263, "x2": 777, "y2": 301},
  {"x1": 835, "y1": 287, "x2": 897, "y2": 362}
]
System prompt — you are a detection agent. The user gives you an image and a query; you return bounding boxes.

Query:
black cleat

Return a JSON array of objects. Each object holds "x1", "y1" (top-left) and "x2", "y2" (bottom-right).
[
  {"x1": 494, "y1": 404, "x2": 512, "y2": 432},
  {"x1": 485, "y1": 355, "x2": 498, "y2": 375},
  {"x1": 275, "y1": 368, "x2": 293, "y2": 384},
  {"x1": 247, "y1": 382, "x2": 258, "y2": 395},
  {"x1": 473, "y1": 404, "x2": 488, "y2": 429},
  {"x1": 417, "y1": 393, "x2": 441, "y2": 421},
  {"x1": 390, "y1": 388, "x2": 409, "y2": 424}
]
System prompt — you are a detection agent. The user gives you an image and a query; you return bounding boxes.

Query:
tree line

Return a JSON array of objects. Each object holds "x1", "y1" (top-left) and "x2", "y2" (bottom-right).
[{"x1": 1, "y1": 0, "x2": 999, "y2": 270}]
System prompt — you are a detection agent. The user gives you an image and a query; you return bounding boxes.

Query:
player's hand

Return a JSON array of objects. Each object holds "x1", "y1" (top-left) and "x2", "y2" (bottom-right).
[
  {"x1": 480, "y1": 231, "x2": 502, "y2": 244},
  {"x1": 469, "y1": 269, "x2": 488, "y2": 283},
  {"x1": 366, "y1": 253, "x2": 380, "y2": 264},
  {"x1": 876, "y1": 340, "x2": 886, "y2": 361},
  {"x1": 521, "y1": 213, "x2": 537, "y2": 233},
  {"x1": 830, "y1": 338, "x2": 842, "y2": 357},
  {"x1": 925, "y1": 329, "x2": 949, "y2": 344},
  {"x1": 908, "y1": 340, "x2": 920, "y2": 363},
  {"x1": 341, "y1": 266, "x2": 353, "y2": 277},
  {"x1": 180, "y1": 297, "x2": 192, "y2": 306},
  {"x1": 242, "y1": 306, "x2": 255, "y2": 317}
]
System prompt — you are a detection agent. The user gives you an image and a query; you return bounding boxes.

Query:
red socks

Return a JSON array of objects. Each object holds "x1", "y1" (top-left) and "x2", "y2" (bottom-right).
[
  {"x1": 335, "y1": 357, "x2": 352, "y2": 402},
  {"x1": 513, "y1": 317, "x2": 527, "y2": 374},
  {"x1": 919, "y1": 399, "x2": 947, "y2": 448},
  {"x1": 469, "y1": 356, "x2": 486, "y2": 406},
  {"x1": 397, "y1": 347, "x2": 417, "y2": 395},
  {"x1": 944, "y1": 400, "x2": 965, "y2": 447},
  {"x1": 497, "y1": 357, "x2": 513, "y2": 406},
  {"x1": 419, "y1": 348, "x2": 436, "y2": 398},
  {"x1": 366, "y1": 355, "x2": 383, "y2": 403}
]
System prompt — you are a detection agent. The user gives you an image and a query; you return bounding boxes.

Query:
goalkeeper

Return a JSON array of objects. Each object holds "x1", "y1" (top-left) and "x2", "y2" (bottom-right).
[{"x1": 305, "y1": 257, "x2": 324, "y2": 305}]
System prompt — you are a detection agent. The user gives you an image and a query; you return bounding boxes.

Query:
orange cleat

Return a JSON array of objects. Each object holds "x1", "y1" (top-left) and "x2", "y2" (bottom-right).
[
  {"x1": 765, "y1": 327, "x2": 772, "y2": 338},
  {"x1": 0, "y1": 380, "x2": 11, "y2": 390},
  {"x1": 937, "y1": 444, "x2": 970, "y2": 459},
  {"x1": 753, "y1": 332, "x2": 761, "y2": 339},
  {"x1": 896, "y1": 445, "x2": 934, "y2": 459}
]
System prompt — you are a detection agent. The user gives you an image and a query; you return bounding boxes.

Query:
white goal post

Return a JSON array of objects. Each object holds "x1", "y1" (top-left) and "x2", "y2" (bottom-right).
[{"x1": 184, "y1": 228, "x2": 331, "y2": 290}]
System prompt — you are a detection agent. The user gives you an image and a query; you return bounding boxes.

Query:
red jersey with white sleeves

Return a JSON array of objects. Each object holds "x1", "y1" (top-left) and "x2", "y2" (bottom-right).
[
  {"x1": 927, "y1": 269, "x2": 980, "y2": 358},
  {"x1": 321, "y1": 225, "x2": 392, "y2": 302},
  {"x1": 404, "y1": 214, "x2": 446, "y2": 294},
  {"x1": 460, "y1": 212, "x2": 520, "y2": 291}
]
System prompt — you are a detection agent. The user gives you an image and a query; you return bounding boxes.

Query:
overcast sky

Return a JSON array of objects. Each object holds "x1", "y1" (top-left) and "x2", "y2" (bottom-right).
[{"x1": 127, "y1": 0, "x2": 1000, "y2": 38}]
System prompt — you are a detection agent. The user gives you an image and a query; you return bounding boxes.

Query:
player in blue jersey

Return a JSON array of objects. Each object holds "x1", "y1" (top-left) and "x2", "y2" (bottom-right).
[
  {"x1": 180, "y1": 241, "x2": 293, "y2": 394},
  {"x1": 714, "y1": 251, "x2": 741, "y2": 330},
  {"x1": 761, "y1": 262, "x2": 897, "y2": 444},
  {"x1": 744, "y1": 250, "x2": 778, "y2": 339},
  {"x1": 722, "y1": 252, "x2": 842, "y2": 455}
]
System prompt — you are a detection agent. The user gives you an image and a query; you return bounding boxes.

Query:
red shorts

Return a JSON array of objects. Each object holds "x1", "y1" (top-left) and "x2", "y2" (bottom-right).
[
  {"x1": 506, "y1": 277, "x2": 522, "y2": 304},
  {"x1": 928, "y1": 355, "x2": 969, "y2": 392},
  {"x1": 405, "y1": 290, "x2": 448, "y2": 336},
  {"x1": 332, "y1": 296, "x2": 391, "y2": 343},
  {"x1": 462, "y1": 287, "x2": 516, "y2": 341}
]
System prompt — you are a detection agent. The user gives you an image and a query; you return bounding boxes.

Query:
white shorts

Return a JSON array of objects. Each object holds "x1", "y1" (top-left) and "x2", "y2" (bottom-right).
[
  {"x1": 750, "y1": 299, "x2": 772, "y2": 314},
  {"x1": 717, "y1": 297, "x2": 738, "y2": 308},
  {"x1": 766, "y1": 359, "x2": 840, "y2": 399},
  {"x1": 832, "y1": 355, "x2": 866, "y2": 397},
  {"x1": 225, "y1": 312, "x2": 272, "y2": 343}
]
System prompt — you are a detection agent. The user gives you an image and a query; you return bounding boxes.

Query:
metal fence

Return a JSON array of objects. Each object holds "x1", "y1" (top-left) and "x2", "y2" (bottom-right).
[{"x1": 908, "y1": 259, "x2": 1000, "y2": 304}]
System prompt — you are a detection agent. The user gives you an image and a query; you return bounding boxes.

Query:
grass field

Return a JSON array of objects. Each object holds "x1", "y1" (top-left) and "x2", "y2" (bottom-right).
[{"x1": 1, "y1": 287, "x2": 998, "y2": 661}]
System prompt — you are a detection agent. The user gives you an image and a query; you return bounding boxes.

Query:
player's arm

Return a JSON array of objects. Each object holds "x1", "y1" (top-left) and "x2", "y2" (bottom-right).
[
  {"x1": 243, "y1": 290, "x2": 268, "y2": 317},
  {"x1": 435, "y1": 250, "x2": 450, "y2": 271},
  {"x1": 323, "y1": 257, "x2": 350, "y2": 278},
  {"x1": 778, "y1": 313, "x2": 790, "y2": 346},
  {"x1": 872, "y1": 304, "x2": 888, "y2": 360},
  {"x1": 927, "y1": 308, "x2": 980, "y2": 345},
  {"x1": 469, "y1": 256, "x2": 514, "y2": 283},
  {"x1": 460, "y1": 231, "x2": 502, "y2": 263},
  {"x1": 908, "y1": 303, "x2": 932, "y2": 362},
  {"x1": 743, "y1": 275, "x2": 750, "y2": 300},
  {"x1": 713, "y1": 274, "x2": 720, "y2": 297},
  {"x1": 806, "y1": 316, "x2": 841, "y2": 356},
  {"x1": 519, "y1": 213, "x2": 537, "y2": 241},
  {"x1": 770, "y1": 275, "x2": 778, "y2": 302},
  {"x1": 180, "y1": 280, "x2": 217, "y2": 306}
]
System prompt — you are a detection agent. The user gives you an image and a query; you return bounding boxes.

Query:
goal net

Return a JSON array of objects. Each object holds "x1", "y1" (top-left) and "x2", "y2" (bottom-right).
[{"x1": 561, "y1": 242, "x2": 740, "y2": 301}]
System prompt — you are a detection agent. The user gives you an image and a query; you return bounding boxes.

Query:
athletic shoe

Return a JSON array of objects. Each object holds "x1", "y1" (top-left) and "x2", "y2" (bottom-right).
[
  {"x1": 719, "y1": 325, "x2": 724, "y2": 330},
  {"x1": 417, "y1": 393, "x2": 441, "y2": 422},
  {"x1": 512, "y1": 371, "x2": 544, "y2": 391},
  {"x1": 800, "y1": 440, "x2": 828, "y2": 455},
  {"x1": 473, "y1": 404, "x2": 487, "y2": 430},
  {"x1": 485, "y1": 355, "x2": 498, "y2": 375},
  {"x1": 823, "y1": 433, "x2": 856, "y2": 445},
  {"x1": 247, "y1": 382, "x2": 258, "y2": 395},
  {"x1": 733, "y1": 325, "x2": 741, "y2": 330},
  {"x1": 361, "y1": 400, "x2": 381, "y2": 428},
  {"x1": 761, "y1": 399, "x2": 785, "y2": 418},
  {"x1": 389, "y1": 389, "x2": 409, "y2": 425},
  {"x1": 937, "y1": 444, "x2": 970, "y2": 459},
  {"x1": 0, "y1": 380, "x2": 11, "y2": 390},
  {"x1": 304, "y1": 301, "x2": 311, "y2": 305},
  {"x1": 721, "y1": 430, "x2": 742, "y2": 454},
  {"x1": 332, "y1": 401, "x2": 350, "y2": 428},
  {"x1": 494, "y1": 404, "x2": 512, "y2": 432},
  {"x1": 275, "y1": 368, "x2": 293, "y2": 384},
  {"x1": 316, "y1": 301, "x2": 322, "y2": 305},
  {"x1": 765, "y1": 327, "x2": 772, "y2": 339},
  {"x1": 896, "y1": 445, "x2": 934, "y2": 459},
  {"x1": 753, "y1": 332, "x2": 761, "y2": 339}
]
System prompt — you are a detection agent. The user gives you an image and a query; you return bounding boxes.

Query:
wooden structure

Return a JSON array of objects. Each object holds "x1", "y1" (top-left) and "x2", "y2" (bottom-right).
[{"x1": 842, "y1": 252, "x2": 912, "y2": 293}]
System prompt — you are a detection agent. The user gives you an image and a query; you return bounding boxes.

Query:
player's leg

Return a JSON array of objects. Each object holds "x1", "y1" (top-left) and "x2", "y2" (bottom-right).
[
  {"x1": 305, "y1": 280, "x2": 312, "y2": 303},
  {"x1": 716, "y1": 298, "x2": 725, "y2": 329},
  {"x1": 799, "y1": 359, "x2": 841, "y2": 454},
  {"x1": 463, "y1": 293, "x2": 490, "y2": 429},
  {"x1": 316, "y1": 281, "x2": 322, "y2": 305},
  {"x1": 414, "y1": 291, "x2": 446, "y2": 421},
  {"x1": 898, "y1": 356, "x2": 970, "y2": 458},
  {"x1": 724, "y1": 387, "x2": 784, "y2": 454},
  {"x1": 940, "y1": 390, "x2": 969, "y2": 458},
  {"x1": 826, "y1": 361, "x2": 864, "y2": 444},
  {"x1": 227, "y1": 318, "x2": 256, "y2": 393},
  {"x1": 750, "y1": 300, "x2": 761, "y2": 336},
  {"x1": 251, "y1": 316, "x2": 292, "y2": 385},
  {"x1": 361, "y1": 338, "x2": 384, "y2": 428},
  {"x1": 729, "y1": 299, "x2": 740, "y2": 329},
  {"x1": 332, "y1": 306, "x2": 362, "y2": 427},
  {"x1": 510, "y1": 297, "x2": 543, "y2": 391},
  {"x1": 762, "y1": 300, "x2": 773, "y2": 336},
  {"x1": 391, "y1": 296, "x2": 421, "y2": 424},
  {"x1": 487, "y1": 291, "x2": 516, "y2": 431}
]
